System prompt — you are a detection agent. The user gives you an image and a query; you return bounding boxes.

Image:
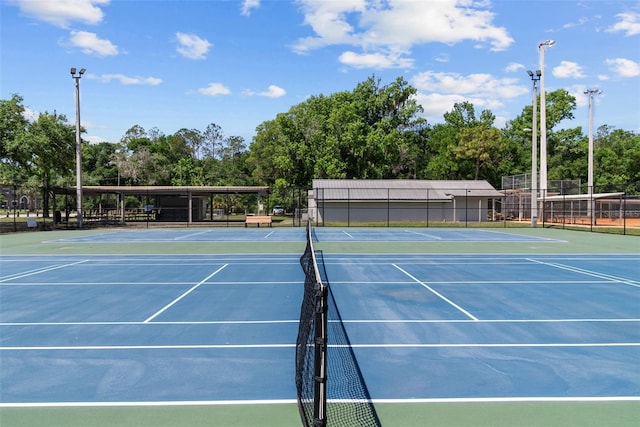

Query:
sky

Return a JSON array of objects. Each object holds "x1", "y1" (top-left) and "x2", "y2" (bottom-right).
[{"x1": 2, "y1": 0, "x2": 639, "y2": 146}]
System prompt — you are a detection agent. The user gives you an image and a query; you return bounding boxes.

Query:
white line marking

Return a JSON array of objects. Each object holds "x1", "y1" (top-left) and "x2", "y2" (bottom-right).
[
  {"x1": 1, "y1": 320, "x2": 300, "y2": 326},
  {"x1": 393, "y1": 264, "x2": 478, "y2": 321},
  {"x1": 264, "y1": 230, "x2": 275, "y2": 239},
  {"x1": 3, "y1": 342, "x2": 638, "y2": 351},
  {"x1": 1, "y1": 318, "x2": 638, "y2": 327},
  {"x1": 341, "y1": 342, "x2": 640, "y2": 348},
  {"x1": 404, "y1": 230, "x2": 443, "y2": 240},
  {"x1": 0, "y1": 400, "x2": 297, "y2": 408},
  {"x1": 2, "y1": 397, "x2": 638, "y2": 408},
  {"x1": 342, "y1": 230, "x2": 354, "y2": 239},
  {"x1": 0, "y1": 281, "x2": 300, "y2": 287},
  {"x1": 527, "y1": 258, "x2": 640, "y2": 288},
  {"x1": 173, "y1": 229, "x2": 213, "y2": 240},
  {"x1": 0, "y1": 344, "x2": 294, "y2": 351},
  {"x1": 369, "y1": 396, "x2": 640, "y2": 403},
  {"x1": 0, "y1": 260, "x2": 89, "y2": 282},
  {"x1": 144, "y1": 264, "x2": 228, "y2": 322}
]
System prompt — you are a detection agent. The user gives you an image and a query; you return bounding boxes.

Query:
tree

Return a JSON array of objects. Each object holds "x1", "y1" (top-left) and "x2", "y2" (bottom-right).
[
  {"x1": 248, "y1": 75, "x2": 428, "y2": 188},
  {"x1": 594, "y1": 126, "x2": 640, "y2": 191},
  {"x1": 84, "y1": 142, "x2": 119, "y2": 185},
  {"x1": 0, "y1": 95, "x2": 30, "y2": 183},
  {"x1": 454, "y1": 126, "x2": 503, "y2": 180},
  {"x1": 10, "y1": 112, "x2": 75, "y2": 215}
]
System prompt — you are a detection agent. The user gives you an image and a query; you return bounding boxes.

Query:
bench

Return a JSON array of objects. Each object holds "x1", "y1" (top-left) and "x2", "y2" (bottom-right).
[{"x1": 245, "y1": 215, "x2": 272, "y2": 228}]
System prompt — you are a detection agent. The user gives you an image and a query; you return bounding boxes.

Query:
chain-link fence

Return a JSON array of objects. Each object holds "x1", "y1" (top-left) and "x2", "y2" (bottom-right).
[{"x1": 2, "y1": 181, "x2": 638, "y2": 235}]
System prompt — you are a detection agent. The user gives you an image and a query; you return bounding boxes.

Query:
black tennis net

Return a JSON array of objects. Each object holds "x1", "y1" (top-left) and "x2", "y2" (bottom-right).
[
  {"x1": 296, "y1": 221, "x2": 380, "y2": 427},
  {"x1": 296, "y1": 220, "x2": 327, "y2": 426}
]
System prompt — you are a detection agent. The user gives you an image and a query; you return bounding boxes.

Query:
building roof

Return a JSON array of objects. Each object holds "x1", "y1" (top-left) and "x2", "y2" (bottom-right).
[
  {"x1": 57, "y1": 185, "x2": 270, "y2": 197},
  {"x1": 311, "y1": 179, "x2": 502, "y2": 201},
  {"x1": 540, "y1": 192, "x2": 624, "y2": 201}
]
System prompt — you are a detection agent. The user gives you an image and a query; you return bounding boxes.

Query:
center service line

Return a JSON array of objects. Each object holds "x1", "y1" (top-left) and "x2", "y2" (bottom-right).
[
  {"x1": 144, "y1": 264, "x2": 228, "y2": 323},
  {"x1": 393, "y1": 263, "x2": 479, "y2": 321}
]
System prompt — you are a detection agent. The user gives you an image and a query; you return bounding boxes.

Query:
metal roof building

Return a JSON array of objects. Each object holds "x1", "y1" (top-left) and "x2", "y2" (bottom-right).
[{"x1": 309, "y1": 179, "x2": 503, "y2": 225}]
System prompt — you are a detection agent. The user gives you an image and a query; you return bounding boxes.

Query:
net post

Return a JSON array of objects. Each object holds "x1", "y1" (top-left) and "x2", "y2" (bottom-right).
[{"x1": 313, "y1": 280, "x2": 327, "y2": 427}]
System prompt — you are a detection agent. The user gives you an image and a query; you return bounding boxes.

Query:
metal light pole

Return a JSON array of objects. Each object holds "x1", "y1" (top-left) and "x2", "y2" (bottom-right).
[
  {"x1": 584, "y1": 88, "x2": 602, "y2": 222},
  {"x1": 538, "y1": 40, "x2": 555, "y2": 209},
  {"x1": 71, "y1": 67, "x2": 86, "y2": 229},
  {"x1": 527, "y1": 69, "x2": 541, "y2": 227}
]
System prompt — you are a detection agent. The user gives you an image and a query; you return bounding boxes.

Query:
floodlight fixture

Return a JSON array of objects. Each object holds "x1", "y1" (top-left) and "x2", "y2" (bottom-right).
[
  {"x1": 585, "y1": 88, "x2": 602, "y2": 223},
  {"x1": 70, "y1": 67, "x2": 86, "y2": 228},
  {"x1": 527, "y1": 69, "x2": 541, "y2": 227},
  {"x1": 538, "y1": 39, "x2": 555, "y2": 209}
]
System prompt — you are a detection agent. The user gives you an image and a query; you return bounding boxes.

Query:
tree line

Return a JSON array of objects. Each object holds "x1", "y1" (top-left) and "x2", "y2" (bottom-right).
[{"x1": 1, "y1": 75, "x2": 639, "y2": 210}]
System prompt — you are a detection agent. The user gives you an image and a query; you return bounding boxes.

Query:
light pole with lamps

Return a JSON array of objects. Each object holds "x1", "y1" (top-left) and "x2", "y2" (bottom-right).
[
  {"x1": 70, "y1": 67, "x2": 86, "y2": 229},
  {"x1": 584, "y1": 88, "x2": 602, "y2": 222},
  {"x1": 538, "y1": 40, "x2": 555, "y2": 211},
  {"x1": 527, "y1": 69, "x2": 541, "y2": 227}
]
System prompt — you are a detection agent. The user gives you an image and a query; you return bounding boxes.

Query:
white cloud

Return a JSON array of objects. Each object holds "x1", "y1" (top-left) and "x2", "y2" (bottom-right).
[
  {"x1": 605, "y1": 57, "x2": 640, "y2": 77},
  {"x1": 12, "y1": 0, "x2": 109, "y2": 28},
  {"x1": 562, "y1": 17, "x2": 588, "y2": 30},
  {"x1": 198, "y1": 83, "x2": 231, "y2": 96},
  {"x1": 552, "y1": 61, "x2": 586, "y2": 79},
  {"x1": 505, "y1": 62, "x2": 524, "y2": 73},
  {"x1": 241, "y1": 0, "x2": 260, "y2": 16},
  {"x1": 68, "y1": 30, "x2": 118, "y2": 56},
  {"x1": 607, "y1": 12, "x2": 640, "y2": 36},
  {"x1": 338, "y1": 50, "x2": 413, "y2": 69},
  {"x1": 411, "y1": 71, "x2": 528, "y2": 123},
  {"x1": 176, "y1": 32, "x2": 212, "y2": 60},
  {"x1": 292, "y1": 0, "x2": 514, "y2": 67},
  {"x1": 412, "y1": 71, "x2": 527, "y2": 100},
  {"x1": 244, "y1": 85, "x2": 287, "y2": 98},
  {"x1": 91, "y1": 73, "x2": 162, "y2": 85},
  {"x1": 259, "y1": 85, "x2": 286, "y2": 98},
  {"x1": 434, "y1": 53, "x2": 449, "y2": 63}
]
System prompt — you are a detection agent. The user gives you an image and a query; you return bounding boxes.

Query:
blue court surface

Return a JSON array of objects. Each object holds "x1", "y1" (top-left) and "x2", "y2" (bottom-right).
[
  {"x1": 40, "y1": 227, "x2": 565, "y2": 244},
  {"x1": 1, "y1": 249, "x2": 638, "y2": 406}
]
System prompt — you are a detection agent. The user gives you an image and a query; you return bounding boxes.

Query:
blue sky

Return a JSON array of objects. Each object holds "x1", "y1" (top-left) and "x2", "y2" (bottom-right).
[{"x1": 2, "y1": 0, "x2": 639, "y2": 145}]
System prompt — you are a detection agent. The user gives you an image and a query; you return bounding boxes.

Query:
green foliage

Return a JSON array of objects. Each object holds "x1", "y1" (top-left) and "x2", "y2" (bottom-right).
[
  {"x1": 248, "y1": 75, "x2": 427, "y2": 187},
  {"x1": 1, "y1": 80, "x2": 638, "y2": 205}
]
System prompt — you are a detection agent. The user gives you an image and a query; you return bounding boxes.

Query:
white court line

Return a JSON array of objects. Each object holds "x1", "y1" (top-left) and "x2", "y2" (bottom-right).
[
  {"x1": 0, "y1": 260, "x2": 89, "y2": 282},
  {"x1": 341, "y1": 342, "x2": 640, "y2": 348},
  {"x1": 370, "y1": 396, "x2": 640, "y2": 403},
  {"x1": 144, "y1": 264, "x2": 228, "y2": 322},
  {"x1": 2, "y1": 396, "x2": 637, "y2": 408},
  {"x1": 527, "y1": 258, "x2": 640, "y2": 288},
  {"x1": 342, "y1": 230, "x2": 354, "y2": 238},
  {"x1": 263, "y1": 230, "x2": 275, "y2": 238},
  {"x1": 173, "y1": 229, "x2": 213, "y2": 240},
  {"x1": 0, "y1": 400, "x2": 297, "y2": 408},
  {"x1": 0, "y1": 344, "x2": 294, "y2": 351},
  {"x1": 339, "y1": 318, "x2": 640, "y2": 324},
  {"x1": 404, "y1": 230, "x2": 443, "y2": 240},
  {"x1": 393, "y1": 264, "x2": 478, "y2": 321},
  {"x1": 1, "y1": 320, "x2": 300, "y2": 326},
  {"x1": 477, "y1": 228, "x2": 566, "y2": 242},
  {"x1": 3, "y1": 342, "x2": 638, "y2": 351},
  {"x1": 2, "y1": 318, "x2": 638, "y2": 327}
]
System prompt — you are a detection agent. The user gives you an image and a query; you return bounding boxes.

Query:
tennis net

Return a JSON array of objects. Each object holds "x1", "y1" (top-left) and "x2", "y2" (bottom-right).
[{"x1": 296, "y1": 221, "x2": 380, "y2": 427}]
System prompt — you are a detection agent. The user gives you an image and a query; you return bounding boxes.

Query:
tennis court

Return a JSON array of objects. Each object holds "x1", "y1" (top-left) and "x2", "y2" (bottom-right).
[{"x1": 0, "y1": 227, "x2": 638, "y2": 426}]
